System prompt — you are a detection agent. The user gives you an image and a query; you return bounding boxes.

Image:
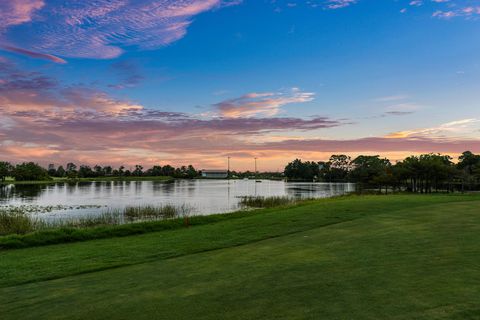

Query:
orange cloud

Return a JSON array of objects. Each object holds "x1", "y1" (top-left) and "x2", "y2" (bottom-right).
[
  {"x1": 215, "y1": 88, "x2": 315, "y2": 118},
  {"x1": 1, "y1": 62, "x2": 479, "y2": 170}
]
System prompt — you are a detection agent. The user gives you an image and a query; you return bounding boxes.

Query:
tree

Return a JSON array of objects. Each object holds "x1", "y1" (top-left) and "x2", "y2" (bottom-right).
[
  {"x1": 349, "y1": 155, "x2": 391, "y2": 190},
  {"x1": 66, "y1": 163, "x2": 77, "y2": 178},
  {"x1": 56, "y1": 166, "x2": 66, "y2": 177},
  {"x1": 0, "y1": 161, "x2": 14, "y2": 181},
  {"x1": 146, "y1": 165, "x2": 163, "y2": 176},
  {"x1": 186, "y1": 165, "x2": 198, "y2": 179},
  {"x1": 324, "y1": 155, "x2": 351, "y2": 182},
  {"x1": 284, "y1": 159, "x2": 320, "y2": 181},
  {"x1": 78, "y1": 165, "x2": 94, "y2": 178},
  {"x1": 394, "y1": 154, "x2": 455, "y2": 193},
  {"x1": 47, "y1": 164, "x2": 56, "y2": 177},
  {"x1": 103, "y1": 166, "x2": 113, "y2": 176},
  {"x1": 133, "y1": 165, "x2": 144, "y2": 177},
  {"x1": 94, "y1": 165, "x2": 104, "y2": 177},
  {"x1": 457, "y1": 151, "x2": 480, "y2": 191},
  {"x1": 12, "y1": 162, "x2": 50, "y2": 181},
  {"x1": 458, "y1": 151, "x2": 480, "y2": 174},
  {"x1": 161, "y1": 165, "x2": 175, "y2": 177},
  {"x1": 116, "y1": 166, "x2": 125, "y2": 177}
]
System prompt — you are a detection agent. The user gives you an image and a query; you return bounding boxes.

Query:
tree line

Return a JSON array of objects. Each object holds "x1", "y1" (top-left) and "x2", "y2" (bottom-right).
[
  {"x1": 284, "y1": 151, "x2": 480, "y2": 193},
  {"x1": 0, "y1": 162, "x2": 199, "y2": 181},
  {"x1": 2, "y1": 151, "x2": 480, "y2": 191}
]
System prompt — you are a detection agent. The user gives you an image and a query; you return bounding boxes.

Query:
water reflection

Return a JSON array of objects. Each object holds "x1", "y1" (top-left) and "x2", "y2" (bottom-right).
[{"x1": 0, "y1": 180, "x2": 355, "y2": 217}]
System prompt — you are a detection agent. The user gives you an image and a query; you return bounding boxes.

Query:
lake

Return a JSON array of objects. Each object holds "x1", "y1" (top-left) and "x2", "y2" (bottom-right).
[{"x1": 0, "y1": 180, "x2": 355, "y2": 219}]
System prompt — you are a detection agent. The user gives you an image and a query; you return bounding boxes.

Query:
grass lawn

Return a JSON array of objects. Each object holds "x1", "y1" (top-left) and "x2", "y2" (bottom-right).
[{"x1": 1, "y1": 194, "x2": 480, "y2": 319}]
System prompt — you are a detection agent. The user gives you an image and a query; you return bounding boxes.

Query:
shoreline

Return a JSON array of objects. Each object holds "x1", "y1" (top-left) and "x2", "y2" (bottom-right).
[
  {"x1": 1, "y1": 194, "x2": 478, "y2": 250},
  {"x1": 0, "y1": 176, "x2": 175, "y2": 185}
]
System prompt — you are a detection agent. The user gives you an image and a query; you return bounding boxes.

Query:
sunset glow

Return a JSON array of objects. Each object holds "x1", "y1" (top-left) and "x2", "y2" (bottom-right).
[{"x1": 1, "y1": 0, "x2": 479, "y2": 170}]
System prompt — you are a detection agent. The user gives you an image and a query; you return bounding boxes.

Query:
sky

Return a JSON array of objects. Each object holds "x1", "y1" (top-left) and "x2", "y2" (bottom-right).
[{"x1": 0, "y1": 0, "x2": 479, "y2": 171}]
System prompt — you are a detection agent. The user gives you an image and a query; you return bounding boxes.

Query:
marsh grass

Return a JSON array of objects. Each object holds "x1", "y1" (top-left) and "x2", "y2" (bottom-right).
[
  {"x1": 0, "y1": 211, "x2": 35, "y2": 235},
  {"x1": 0, "y1": 204, "x2": 194, "y2": 236},
  {"x1": 239, "y1": 196, "x2": 297, "y2": 208},
  {"x1": 40, "y1": 211, "x2": 124, "y2": 229},
  {"x1": 124, "y1": 204, "x2": 191, "y2": 221}
]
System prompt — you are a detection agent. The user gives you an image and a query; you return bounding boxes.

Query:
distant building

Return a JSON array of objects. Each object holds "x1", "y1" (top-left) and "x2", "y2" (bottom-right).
[
  {"x1": 201, "y1": 170, "x2": 228, "y2": 179},
  {"x1": 48, "y1": 164, "x2": 55, "y2": 171}
]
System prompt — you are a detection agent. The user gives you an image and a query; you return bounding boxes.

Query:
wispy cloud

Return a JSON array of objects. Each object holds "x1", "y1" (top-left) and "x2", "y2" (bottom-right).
[
  {"x1": 0, "y1": 45, "x2": 66, "y2": 64},
  {"x1": 1, "y1": 59, "x2": 478, "y2": 168},
  {"x1": 385, "y1": 111, "x2": 416, "y2": 116},
  {"x1": 372, "y1": 95, "x2": 420, "y2": 117},
  {"x1": 108, "y1": 60, "x2": 144, "y2": 89},
  {"x1": 432, "y1": 6, "x2": 480, "y2": 19},
  {"x1": 0, "y1": 0, "x2": 44, "y2": 29},
  {"x1": 374, "y1": 95, "x2": 409, "y2": 102},
  {"x1": 325, "y1": 0, "x2": 357, "y2": 9},
  {"x1": 0, "y1": 62, "x2": 347, "y2": 167},
  {"x1": 0, "y1": 0, "x2": 241, "y2": 61},
  {"x1": 215, "y1": 88, "x2": 315, "y2": 118},
  {"x1": 277, "y1": 0, "x2": 480, "y2": 19},
  {"x1": 386, "y1": 118, "x2": 480, "y2": 139}
]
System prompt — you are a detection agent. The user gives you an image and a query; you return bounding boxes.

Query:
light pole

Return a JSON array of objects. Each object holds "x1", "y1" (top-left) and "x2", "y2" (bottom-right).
[
  {"x1": 227, "y1": 156, "x2": 231, "y2": 179},
  {"x1": 254, "y1": 157, "x2": 258, "y2": 178}
]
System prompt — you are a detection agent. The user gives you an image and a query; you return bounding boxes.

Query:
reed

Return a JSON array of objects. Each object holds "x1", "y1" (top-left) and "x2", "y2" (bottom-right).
[
  {"x1": 0, "y1": 204, "x2": 194, "y2": 236},
  {"x1": 239, "y1": 196, "x2": 297, "y2": 208},
  {"x1": 0, "y1": 210, "x2": 34, "y2": 235},
  {"x1": 124, "y1": 204, "x2": 180, "y2": 221}
]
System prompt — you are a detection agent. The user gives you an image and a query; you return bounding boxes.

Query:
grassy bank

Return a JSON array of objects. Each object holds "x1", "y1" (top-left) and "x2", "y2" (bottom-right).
[
  {"x1": 0, "y1": 206, "x2": 258, "y2": 250},
  {"x1": 1, "y1": 194, "x2": 480, "y2": 319},
  {"x1": 0, "y1": 176, "x2": 174, "y2": 185}
]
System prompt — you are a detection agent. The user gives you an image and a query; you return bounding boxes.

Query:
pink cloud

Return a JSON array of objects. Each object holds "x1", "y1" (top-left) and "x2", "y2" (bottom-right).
[
  {"x1": 215, "y1": 89, "x2": 315, "y2": 118},
  {"x1": 1, "y1": 62, "x2": 479, "y2": 170},
  {"x1": 0, "y1": 0, "x2": 44, "y2": 29},
  {"x1": 0, "y1": 62, "x2": 344, "y2": 169},
  {"x1": 0, "y1": 45, "x2": 66, "y2": 64},
  {"x1": 1, "y1": 0, "x2": 241, "y2": 60}
]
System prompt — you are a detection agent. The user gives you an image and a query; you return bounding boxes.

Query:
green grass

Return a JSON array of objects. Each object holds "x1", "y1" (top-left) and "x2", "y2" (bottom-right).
[
  {"x1": 0, "y1": 176, "x2": 174, "y2": 185},
  {"x1": 0, "y1": 206, "x2": 258, "y2": 249},
  {"x1": 1, "y1": 194, "x2": 480, "y2": 319}
]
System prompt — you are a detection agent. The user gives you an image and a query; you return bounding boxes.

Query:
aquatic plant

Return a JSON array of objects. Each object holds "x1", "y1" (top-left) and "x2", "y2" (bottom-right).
[
  {"x1": 124, "y1": 205, "x2": 178, "y2": 221},
  {"x1": 0, "y1": 204, "x2": 194, "y2": 236},
  {"x1": 239, "y1": 196, "x2": 297, "y2": 208},
  {"x1": 0, "y1": 211, "x2": 34, "y2": 235},
  {"x1": 0, "y1": 204, "x2": 105, "y2": 214},
  {"x1": 41, "y1": 211, "x2": 124, "y2": 229}
]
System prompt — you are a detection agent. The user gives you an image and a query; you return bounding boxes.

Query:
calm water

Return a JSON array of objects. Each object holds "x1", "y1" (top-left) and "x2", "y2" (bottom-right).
[{"x1": 0, "y1": 180, "x2": 355, "y2": 218}]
